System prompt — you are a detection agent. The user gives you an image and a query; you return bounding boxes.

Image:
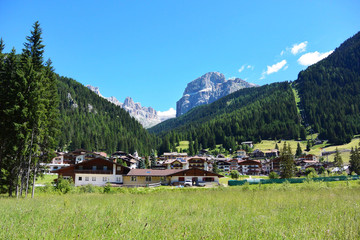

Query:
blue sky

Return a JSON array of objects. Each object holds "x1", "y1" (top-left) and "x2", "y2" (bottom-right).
[{"x1": 1, "y1": 1, "x2": 359, "y2": 114}]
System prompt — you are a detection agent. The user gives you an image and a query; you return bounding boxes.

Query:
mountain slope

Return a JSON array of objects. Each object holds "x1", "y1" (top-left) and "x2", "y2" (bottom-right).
[
  {"x1": 176, "y1": 72, "x2": 257, "y2": 117},
  {"x1": 57, "y1": 76, "x2": 157, "y2": 155},
  {"x1": 150, "y1": 82, "x2": 304, "y2": 148},
  {"x1": 86, "y1": 85, "x2": 168, "y2": 128},
  {"x1": 295, "y1": 31, "x2": 360, "y2": 144}
]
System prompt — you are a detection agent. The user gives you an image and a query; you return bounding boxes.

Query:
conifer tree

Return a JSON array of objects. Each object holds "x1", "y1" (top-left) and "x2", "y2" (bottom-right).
[
  {"x1": 349, "y1": 147, "x2": 360, "y2": 174},
  {"x1": 333, "y1": 148, "x2": 343, "y2": 173},
  {"x1": 280, "y1": 142, "x2": 295, "y2": 179},
  {"x1": 295, "y1": 143, "x2": 302, "y2": 157}
]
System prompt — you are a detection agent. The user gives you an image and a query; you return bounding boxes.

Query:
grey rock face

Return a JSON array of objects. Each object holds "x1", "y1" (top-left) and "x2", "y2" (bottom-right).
[
  {"x1": 176, "y1": 72, "x2": 258, "y2": 117},
  {"x1": 86, "y1": 85, "x2": 166, "y2": 128}
]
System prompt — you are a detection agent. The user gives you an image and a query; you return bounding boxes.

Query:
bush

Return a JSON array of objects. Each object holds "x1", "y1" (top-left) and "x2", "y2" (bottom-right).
[
  {"x1": 269, "y1": 172, "x2": 279, "y2": 179},
  {"x1": 305, "y1": 167, "x2": 318, "y2": 177},
  {"x1": 55, "y1": 178, "x2": 74, "y2": 194},
  {"x1": 230, "y1": 170, "x2": 240, "y2": 179},
  {"x1": 79, "y1": 184, "x2": 96, "y2": 193},
  {"x1": 103, "y1": 182, "x2": 111, "y2": 194}
]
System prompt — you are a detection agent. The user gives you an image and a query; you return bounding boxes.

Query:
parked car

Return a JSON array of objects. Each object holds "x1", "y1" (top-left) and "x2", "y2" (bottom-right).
[{"x1": 184, "y1": 179, "x2": 192, "y2": 187}]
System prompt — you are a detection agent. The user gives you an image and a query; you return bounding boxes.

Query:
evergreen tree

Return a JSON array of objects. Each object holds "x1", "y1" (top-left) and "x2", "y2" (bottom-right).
[
  {"x1": 306, "y1": 140, "x2": 311, "y2": 151},
  {"x1": 138, "y1": 159, "x2": 145, "y2": 169},
  {"x1": 275, "y1": 143, "x2": 279, "y2": 150},
  {"x1": 333, "y1": 148, "x2": 343, "y2": 172},
  {"x1": 280, "y1": 142, "x2": 295, "y2": 179},
  {"x1": 349, "y1": 147, "x2": 360, "y2": 174},
  {"x1": 150, "y1": 150, "x2": 157, "y2": 168},
  {"x1": 212, "y1": 163, "x2": 220, "y2": 174},
  {"x1": 295, "y1": 143, "x2": 302, "y2": 157}
]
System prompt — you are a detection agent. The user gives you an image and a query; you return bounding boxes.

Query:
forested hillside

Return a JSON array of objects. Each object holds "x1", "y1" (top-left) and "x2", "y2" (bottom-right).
[
  {"x1": 295, "y1": 31, "x2": 360, "y2": 144},
  {"x1": 150, "y1": 82, "x2": 305, "y2": 152},
  {"x1": 57, "y1": 76, "x2": 157, "y2": 155}
]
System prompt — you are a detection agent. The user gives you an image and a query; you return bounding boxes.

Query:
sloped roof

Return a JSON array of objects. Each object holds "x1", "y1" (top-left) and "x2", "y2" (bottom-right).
[
  {"x1": 127, "y1": 169, "x2": 183, "y2": 176},
  {"x1": 51, "y1": 157, "x2": 129, "y2": 173}
]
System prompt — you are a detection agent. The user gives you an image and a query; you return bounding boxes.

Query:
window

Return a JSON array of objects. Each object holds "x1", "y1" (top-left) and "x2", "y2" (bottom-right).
[
  {"x1": 85, "y1": 177, "x2": 89, "y2": 181},
  {"x1": 103, "y1": 177, "x2": 108, "y2": 182},
  {"x1": 63, "y1": 176, "x2": 70, "y2": 180},
  {"x1": 78, "y1": 176, "x2": 82, "y2": 181},
  {"x1": 117, "y1": 166, "x2": 121, "y2": 171},
  {"x1": 179, "y1": 177, "x2": 185, "y2": 181},
  {"x1": 160, "y1": 177, "x2": 166, "y2": 182},
  {"x1": 145, "y1": 176, "x2": 152, "y2": 182},
  {"x1": 203, "y1": 177, "x2": 214, "y2": 182},
  {"x1": 131, "y1": 176, "x2": 137, "y2": 182},
  {"x1": 116, "y1": 177, "x2": 121, "y2": 182},
  {"x1": 92, "y1": 177, "x2": 96, "y2": 181},
  {"x1": 92, "y1": 166, "x2": 96, "y2": 171},
  {"x1": 103, "y1": 166, "x2": 108, "y2": 171}
]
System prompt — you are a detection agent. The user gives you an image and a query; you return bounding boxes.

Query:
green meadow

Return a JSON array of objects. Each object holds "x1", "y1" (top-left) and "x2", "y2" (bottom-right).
[{"x1": 1, "y1": 181, "x2": 360, "y2": 239}]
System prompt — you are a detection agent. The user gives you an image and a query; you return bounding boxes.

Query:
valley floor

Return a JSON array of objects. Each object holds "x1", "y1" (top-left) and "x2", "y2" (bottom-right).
[{"x1": 1, "y1": 181, "x2": 359, "y2": 239}]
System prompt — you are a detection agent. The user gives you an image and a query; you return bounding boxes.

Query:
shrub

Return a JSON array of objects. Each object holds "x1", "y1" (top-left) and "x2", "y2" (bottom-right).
[
  {"x1": 55, "y1": 178, "x2": 74, "y2": 194},
  {"x1": 230, "y1": 170, "x2": 240, "y2": 179},
  {"x1": 305, "y1": 167, "x2": 318, "y2": 178},
  {"x1": 80, "y1": 184, "x2": 96, "y2": 193},
  {"x1": 103, "y1": 182, "x2": 111, "y2": 194},
  {"x1": 269, "y1": 172, "x2": 279, "y2": 179}
]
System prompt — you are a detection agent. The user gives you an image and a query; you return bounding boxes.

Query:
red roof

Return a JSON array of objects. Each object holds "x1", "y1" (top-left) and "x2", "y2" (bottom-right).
[{"x1": 127, "y1": 169, "x2": 183, "y2": 176}]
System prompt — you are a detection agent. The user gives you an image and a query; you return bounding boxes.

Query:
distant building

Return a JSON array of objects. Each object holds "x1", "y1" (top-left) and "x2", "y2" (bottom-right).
[
  {"x1": 52, "y1": 157, "x2": 130, "y2": 186},
  {"x1": 163, "y1": 152, "x2": 188, "y2": 160},
  {"x1": 241, "y1": 141, "x2": 254, "y2": 148},
  {"x1": 238, "y1": 160, "x2": 262, "y2": 175}
]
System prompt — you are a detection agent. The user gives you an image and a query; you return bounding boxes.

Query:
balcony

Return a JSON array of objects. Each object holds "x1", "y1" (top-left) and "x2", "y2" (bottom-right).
[{"x1": 75, "y1": 169, "x2": 112, "y2": 174}]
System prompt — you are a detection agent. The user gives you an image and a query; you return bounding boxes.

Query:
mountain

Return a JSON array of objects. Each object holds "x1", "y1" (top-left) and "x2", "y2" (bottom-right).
[
  {"x1": 295, "y1": 31, "x2": 360, "y2": 144},
  {"x1": 176, "y1": 72, "x2": 258, "y2": 117},
  {"x1": 150, "y1": 81, "x2": 304, "y2": 149},
  {"x1": 86, "y1": 85, "x2": 172, "y2": 128},
  {"x1": 57, "y1": 77, "x2": 157, "y2": 155},
  {"x1": 151, "y1": 31, "x2": 360, "y2": 148}
]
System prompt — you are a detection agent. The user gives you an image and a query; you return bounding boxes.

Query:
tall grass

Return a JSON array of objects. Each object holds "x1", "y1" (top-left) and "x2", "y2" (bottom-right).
[{"x1": 1, "y1": 183, "x2": 359, "y2": 239}]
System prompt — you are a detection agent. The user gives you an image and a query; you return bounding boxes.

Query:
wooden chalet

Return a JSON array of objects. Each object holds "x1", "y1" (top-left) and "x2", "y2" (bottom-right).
[
  {"x1": 124, "y1": 168, "x2": 224, "y2": 187},
  {"x1": 238, "y1": 160, "x2": 262, "y2": 175},
  {"x1": 52, "y1": 157, "x2": 130, "y2": 186}
]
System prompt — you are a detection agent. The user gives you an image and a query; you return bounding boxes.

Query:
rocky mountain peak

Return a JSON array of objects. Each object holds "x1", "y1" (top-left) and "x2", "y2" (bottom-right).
[
  {"x1": 86, "y1": 85, "x2": 174, "y2": 128},
  {"x1": 176, "y1": 72, "x2": 258, "y2": 117}
]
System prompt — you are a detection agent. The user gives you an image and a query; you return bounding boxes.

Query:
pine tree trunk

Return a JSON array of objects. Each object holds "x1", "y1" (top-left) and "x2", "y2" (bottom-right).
[
  {"x1": 25, "y1": 129, "x2": 35, "y2": 197},
  {"x1": 20, "y1": 171, "x2": 24, "y2": 197},
  {"x1": 31, "y1": 162, "x2": 38, "y2": 198},
  {"x1": 16, "y1": 173, "x2": 20, "y2": 199}
]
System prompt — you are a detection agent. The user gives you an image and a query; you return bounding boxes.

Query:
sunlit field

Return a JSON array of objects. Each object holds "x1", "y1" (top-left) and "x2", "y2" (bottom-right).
[{"x1": 1, "y1": 181, "x2": 360, "y2": 239}]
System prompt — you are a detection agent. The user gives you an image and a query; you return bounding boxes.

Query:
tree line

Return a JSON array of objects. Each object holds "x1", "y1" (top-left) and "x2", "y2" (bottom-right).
[
  {"x1": 153, "y1": 82, "x2": 306, "y2": 155},
  {"x1": 0, "y1": 22, "x2": 59, "y2": 197},
  {"x1": 295, "y1": 31, "x2": 360, "y2": 144}
]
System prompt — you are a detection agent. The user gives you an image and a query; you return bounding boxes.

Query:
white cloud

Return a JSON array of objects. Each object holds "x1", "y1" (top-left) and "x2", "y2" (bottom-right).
[
  {"x1": 266, "y1": 60, "x2": 287, "y2": 75},
  {"x1": 238, "y1": 65, "x2": 245, "y2": 73},
  {"x1": 239, "y1": 64, "x2": 254, "y2": 73},
  {"x1": 260, "y1": 60, "x2": 287, "y2": 80},
  {"x1": 297, "y1": 50, "x2": 334, "y2": 66},
  {"x1": 280, "y1": 50, "x2": 285, "y2": 56},
  {"x1": 247, "y1": 65, "x2": 254, "y2": 70},
  {"x1": 157, "y1": 108, "x2": 176, "y2": 121},
  {"x1": 291, "y1": 41, "x2": 308, "y2": 55}
]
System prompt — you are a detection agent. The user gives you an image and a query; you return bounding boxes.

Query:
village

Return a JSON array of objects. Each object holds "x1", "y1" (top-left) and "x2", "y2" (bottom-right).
[{"x1": 47, "y1": 140, "x2": 345, "y2": 188}]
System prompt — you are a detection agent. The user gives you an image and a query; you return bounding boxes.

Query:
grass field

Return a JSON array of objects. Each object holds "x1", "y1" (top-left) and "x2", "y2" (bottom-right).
[
  {"x1": 254, "y1": 138, "x2": 360, "y2": 163},
  {"x1": 35, "y1": 174, "x2": 57, "y2": 184},
  {"x1": 1, "y1": 182, "x2": 360, "y2": 239},
  {"x1": 176, "y1": 141, "x2": 189, "y2": 151}
]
